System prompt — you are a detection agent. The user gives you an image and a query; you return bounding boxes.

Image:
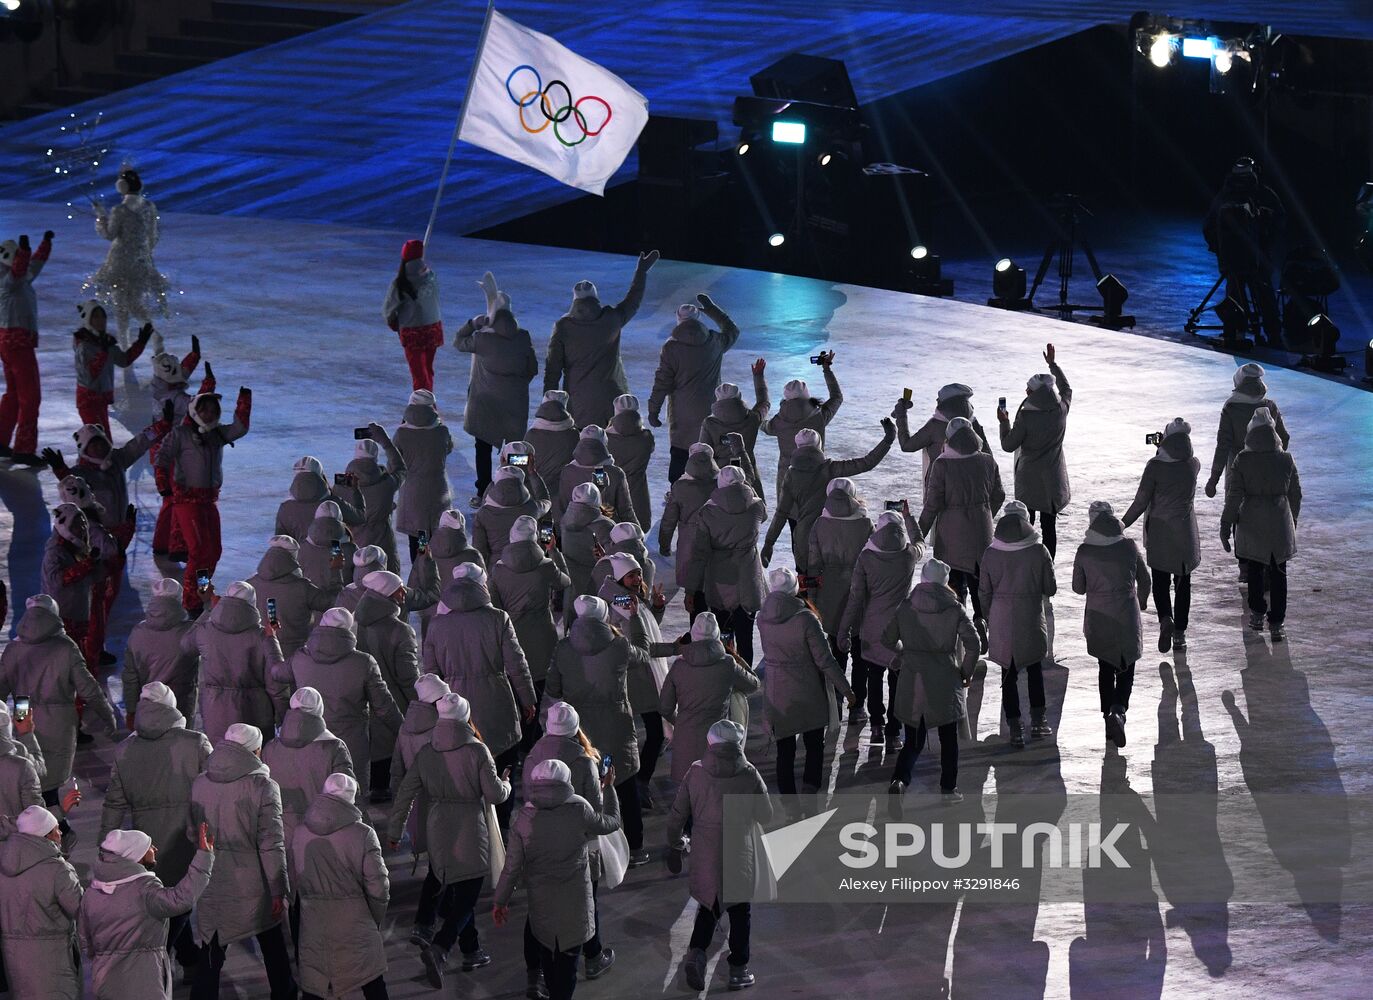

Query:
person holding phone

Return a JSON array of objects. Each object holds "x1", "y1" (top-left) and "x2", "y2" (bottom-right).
[
  {"x1": 0, "y1": 701, "x2": 46, "y2": 820},
  {"x1": 298, "y1": 500, "x2": 358, "y2": 591},
  {"x1": 0, "y1": 805, "x2": 83, "y2": 998},
  {"x1": 341, "y1": 423, "x2": 407, "y2": 572},
  {"x1": 700, "y1": 358, "x2": 770, "y2": 496},
  {"x1": 606, "y1": 393, "x2": 657, "y2": 530},
  {"x1": 524, "y1": 390, "x2": 579, "y2": 491},
  {"x1": 892, "y1": 382, "x2": 992, "y2": 488},
  {"x1": 246, "y1": 536, "x2": 346, "y2": 659},
  {"x1": 555, "y1": 425, "x2": 635, "y2": 526},
  {"x1": 393, "y1": 388, "x2": 455, "y2": 563},
  {"x1": 590, "y1": 521, "x2": 657, "y2": 597},
  {"x1": 335, "y1": 543, "x2": 439, "y2": 618},
  {"x1": 761, "y1": 350, "x2": 843, "y2": 501},
  {"x1": 495, "y1": 439, "x2": 552, "y2": 509},
  {"x1": 471, "y1": 464, "x2": 548, "y2": 569},
  {"x1": 389, "y1": 693, "x2": 511, "y2": 988},
  {"x1": 352, "y1": 570, "x2": 423, "y2": 801},
  {"x1": 559, "y1": 482, "x2": 616, "y2": 627},
  {"x1": 274, "y1": 456, "x2": 366, "y2": 545},
  {"x1": 997, "y1": 343, "x2": 1072, "y2": 560}
]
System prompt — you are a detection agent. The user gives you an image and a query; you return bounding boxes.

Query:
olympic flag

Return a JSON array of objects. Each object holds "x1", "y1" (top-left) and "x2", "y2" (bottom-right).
[{"x1": 457, "y1": 8, "x2": 649, "y2": 197}]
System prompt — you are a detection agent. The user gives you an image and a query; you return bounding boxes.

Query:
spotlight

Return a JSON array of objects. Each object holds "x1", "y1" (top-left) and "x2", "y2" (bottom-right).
[
  {"x1": 1091, "y1": 273, "x2": 1135, "y2": 329},
  {"x1": 768, "y1": 233, "x2": 786, "y2": 248},
  {"x1": 1149, "y1": 33, "x2": 1176, "y2": 68},
  {"x1": 771, "y1": 120, "x2": 806, "y2": 145},
  {"x1": 737, "y1": 141, "x2": 750, "y2": 156},
  {"x1": 1213, "y1": 48, "x2": 1234, "y2": 74},
  {"x1": 1, "y1": 0, "x2": 20, "y2": 11},
  {"x1": 818, "y1": 152, "x2": 832, "y2": 167},
  {"x1": 906, "y1": 245, "x2": 953, "y2": 297},
  {"x1": 910, "y1": 245, "x2": 928, "y2": 260},
  {"x1": 1299, "y1": 314, "x2": 1347, "y2": 373},
  {"x1": 988, "y1": 258, "x2": 1029, "y2": 310}
]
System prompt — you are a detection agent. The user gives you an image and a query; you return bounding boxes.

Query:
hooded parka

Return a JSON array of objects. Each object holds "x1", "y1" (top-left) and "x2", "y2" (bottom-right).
[
  {"x1": 123, "y1": 593, "x2": 199, "y2": 721},
  {"x1": 343, "y1": 432, "x2": 408, "y2": 572},
  {"x1": 683, "y1": 477, "x2": 768, "y2": 613},
  {"x1": 524, "y1": 393, "x2": 579, "y2": 488},
  {"x1": 260, "y1": 707, "x2": 354, "y2": 851},
  {"x1": 489, "y1": 540, "x2": 570, "y2": 684},
  {"x1": 978, "y1": 515, "x2": 1057, "y2": 668},
  {"x1": 393, "y1": 397, "x2": 454, "y2": 538},
  {"x1": 881, "y1": 582, "x2": 979, "y2": 730},
  {"x1": 756, "y1": 591, "x2": 853, "y2": 739},
  {"x1": 607, "y1": 404, "x2": 657, "y2": 529},
  {"x1": 647, "y1": 300, "x2": 742, "y2": 450},
  {"x1": 659, "y1": 445, "x2": 718, "y2": 586},
  {"x1": 274, "y1": 467, "x2": 364, "y2": 543},
  {"x1": 246, "y1": 544, "x2": 340, "y2": 658},
  {"x1": 837, "y1": 512, "x2": 925, "y2": 662},
  {"x1": 1220, "y1": 418, "x2": 1302, "y2": 564},
  {"x1": 999, "y1": 361, "x2": 1072, "y2": 514},
  {"x1": 1072, "y1": 513, "x2": 1151, "y2": 666},
  {"x1": 805, "y1": 486, "x2": 873, "y2": 633},
  {"x1": 700, "y1": 367, "x2": 770, "y2": 492},
  {"x1": 1121, "y1": 429, "x2": 1202, "y2": 574},
  {"x1": 761, "y1": 365, "x2": 844, "y2": 499},
  {"x1": 659, "y1": 638, "x2": 760, "y2": 783},
  {"x1": 918, "y1": 424, "x2": 1005, "y2": 575},
  {"x1": 472, "y1": 472, "x2": 548, "y2": 568},
  {"x1": 353, "y1": 590, "x2": 420, "y2": 762},
  {"x1": 456, "y1": 309, "x2": 538, "y2": 447},
  {"x1": 183, "y1": 594, "x2": 285, "y2": 745},
  {"x1": 555, "y1": 433, "x2": 636, "y2": 525},
  {"x1": 0, "y1": 830, "x2": 83, "y2": 999}
]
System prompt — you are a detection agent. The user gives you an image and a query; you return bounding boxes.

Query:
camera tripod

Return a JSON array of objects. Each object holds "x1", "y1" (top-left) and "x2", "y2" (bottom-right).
[{"x1": 1026, "y1": 194, "x2": 1131, "y2": 327}]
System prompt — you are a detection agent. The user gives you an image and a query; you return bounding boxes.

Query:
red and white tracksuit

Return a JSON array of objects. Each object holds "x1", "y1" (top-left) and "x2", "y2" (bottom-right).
[
  {"x1": 72, "y1": 324, "x2": 151, "y2": 433},
  {"x1": 384, "y1": 260, "x2": 444, "y2": 392},
  {"x1": 0, "y1": 237, "x2": 50, "y2": 455},
  {"x1": 149, "y1": 351, "x2": 211, "y2": 558}
]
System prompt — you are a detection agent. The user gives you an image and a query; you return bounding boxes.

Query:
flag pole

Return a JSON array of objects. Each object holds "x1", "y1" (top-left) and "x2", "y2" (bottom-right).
[{"x1": 424, "y1": 0, "x2": 495, "y2": 248}]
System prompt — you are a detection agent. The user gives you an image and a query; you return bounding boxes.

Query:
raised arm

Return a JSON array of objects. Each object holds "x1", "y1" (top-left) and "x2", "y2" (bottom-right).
[
  {"x1": 751, "y1": 359, "x2": 770, "y2": 421},
  {"x1": 827, "y1": 419, "x2": 896, "y2": 479},
  {"x1": 612, "y1": 250, "x2": 657, "y2": 326},
  {"x1": 220, "y1": 387, "x2": 252, "y2": 445},
  {"x1": 698, "y1": 294, "x2": 740, "y2": 351},
  {"x1": 145, "y1": 849, "x2": 215, "y2": 919},
  {"x1": 818, "y1": 362, "x2": 843, "y2": 425}
]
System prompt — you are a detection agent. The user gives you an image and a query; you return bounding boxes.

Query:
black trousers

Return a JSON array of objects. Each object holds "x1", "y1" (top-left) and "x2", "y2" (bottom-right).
[
  {"x1": 854, "y1": 651, "x2": 898, "y2": 732},
  {"x1": 525, "y1": 920, "x2": 581, "y2": 1000},
  {"x1": 892, "y1": 719, "x2": 960, "y2": 790},
  {"x1": 710, "y1": 605, "x2": 756, "y2": 666},
  {"x1": 1027, "y1": 508, "x2": 1057, "y2": 559},
  {"x1": 305, "y1": 978, "x2": 388, "y2": 1000},
  {"x1": 639, "y1": 711, "x2": 664, "y2": 783},
  {"x1": 521, "y1": 679, "x2": 547, "y2": 754},
  {"x1": 1001, "y1": 659, "x2": 1045, "y2": 721},
  {"x1": 494, "y1": 746, "x2": 520, "y2": 831},
  {"x1": 1245, "y1": 557, "x2": 1287, "y2": 624},
  {"x1": 370, "y1": 757, "x2": 391, "y2": 797},
  {"x1": 1151, "y1": 569, "x2": 1191, "y2": 631},
  {"x1": 433, "y1": 876, "x2": 483, "y2": 954},
  {"x1": 415, "y1": 870, "x2": 443, "y2": 928},
  {"x1": 190, "y1": 927, "x2": 296, "y2": 1000},
  {"x1": 474, "y1": 438, "x2": 495, "y2": 495},
  {"x1": 949, "y1": 566, "x2": 983, "y2": 619},
  {"x1": 168, "y1": 911, "x2": 200, "y2": 967},
  {"x1": 689, "y1": 901, "x2": 751, "y2": 967},
  {"x1": 667, "y1": 446, "x2": 689, "y2": 485},
  {"x1": 1098, "y1": 659, "x2": 1135, "y2": 716},
  {"x1": 776, "y1": 727, "x2": 825, "y2": 795},
  {"x1": 613, "y1": 775, "x2": 644, "y2": 850}
]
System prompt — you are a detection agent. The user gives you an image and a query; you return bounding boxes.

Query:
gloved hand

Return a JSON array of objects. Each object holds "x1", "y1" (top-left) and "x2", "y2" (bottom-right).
[
  {"x1": 40, "y1": 447, "x2": 62, "y2": 469},
  {"x1": 648, "y1": 412, "x2": 663, "y2": 428},
  {"x1": 191, "y1": 334, "x2": 201, "y2": 356},
  {"x1": 638, "y1": 249, "x2": 660, "y2": 270},
  {"x1": 18, "y1": 235, "x2": 29, "y2": 250},
  {"x1": 1204, "y1": 479, "x2": 1218, "y2": 498},
  {"x1": 1220, "y1": 529, "x2": 1231, "y2": 553},
  {"x1": 697, "y1": 292, "x2": 717, "y2": 312},
  {"x1": 42, "y1": 230, "x2": 54, "y2": 243},
  {"x1": 892, "y1": 398, "x2": 913, "y2": 413},
  {"x1": 760, "y1": 544, "x2": 773, "y2": 567},
  {"x1": 880, "y1": 416, "x2": 896, "y2": 438},
  {"x1": 204, "y1": 362, "x2": 215, "y2": 382},
  {"x1": 138, "y1": 323, "x2": 154, "y2": 341}
]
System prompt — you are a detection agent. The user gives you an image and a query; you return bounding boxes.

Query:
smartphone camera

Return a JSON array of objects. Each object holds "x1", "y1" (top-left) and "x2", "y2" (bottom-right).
[
  {"x1": 13, "y1": 696, "x2": 30, "y2": 722},
  {"x1": 266, "y1": 598, "x2": 279, "y2": 626},
  {"x1": 333, "y1": 472, "x2": 350, "y2": 487},
  {"x1": 902, "y1": 387, "x2": 913, "y2": 403},
  {"x1": 417, "y1": 529, "x2": 429, "y2": 550},
  {"x1": 353, "y1": 427, "x2": 371, "y2": 440},
  {"x1": 537, "y1": 521, "x2": 555, "y2": 545},
  {"x1": 809, "y1": 355, "x2": 823, "y2": 365},
  {"x1": 885, "y1": 500, "x2": 903, "y2": 512},
  {"x1": 508, "y1": 453, "x2": 530, "y2": 467},
  {"x1": 196, "y1": 570, "x2": 211, "y2": 592},
  {"x1": 998, "y1": 396, "x2": 1008, "y2": 411},
  {"x1": 1145, "y1": 432, "x2": 1164, "y2": 446},
  {"x1": 612, "y1": 594, "x2": 633, "y2": 609},
  {"x1": 720, "y1": 630, "x2": 735, "y2": 647},
  {"x1": 330, "y1": 540, "x2": 343, "y2": 558},
  {"x1": 592, "y1": 467, "x2": 609, "y2": 489},
  {"x1": 800, "y1": 574, "x2": 822, "y2": 591},
  {"x1": 600, "y1": 753, "x2": 614, "y2": 777}
]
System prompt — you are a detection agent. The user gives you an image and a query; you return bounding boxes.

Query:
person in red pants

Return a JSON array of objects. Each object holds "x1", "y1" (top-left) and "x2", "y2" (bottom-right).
[
  {"x1": 0, "y1": 231, "x2": 53, "y2": 465},
  {"x1": 154, "y1": 386, "x2": 252, "y2": 614},
  {"x1": 383, "y1": 239, "x2": 443, "y2": 391},
  {"x1": 71, "y1": 300, "x2": 152, "y2": 434},
  {"x1": 149, "y1": 343, "x2": 212, "y2": 561}
]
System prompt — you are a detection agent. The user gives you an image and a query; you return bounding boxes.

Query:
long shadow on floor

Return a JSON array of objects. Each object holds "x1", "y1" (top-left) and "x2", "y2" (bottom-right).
[{"x1": 0, "y1": 466, "x2": 51, "y2": 637}]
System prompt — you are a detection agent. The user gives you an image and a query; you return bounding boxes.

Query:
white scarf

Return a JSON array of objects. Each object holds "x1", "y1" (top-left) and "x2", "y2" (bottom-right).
[
  {"x1": 92, "y1": 871, "x2": 155, "y2": 894},
  {"x1": 989, "y1": 533, "x2": 1041, "y2": 551},
  {"x1": 530, "y1": 416, "x2": 575, "y2": 432},
  {"x1": 1082, "y1": 529, "x2": 1126, "y2": 547},
  {"x1": 1226, "y1": 390, "x2": 1265, "y2": 406}
]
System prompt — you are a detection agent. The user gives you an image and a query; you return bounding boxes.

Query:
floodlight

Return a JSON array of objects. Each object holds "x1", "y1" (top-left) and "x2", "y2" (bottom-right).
[
  {"x1": 1149, "y1": 34, "x2": 1176, "y2": 68},
  {"x1": 771, "y1": 120, "x2": 806, "y2": 144},
  {"x1": 768, "y1": 233, "x2": 786, "y2": 247},
  {"x1": 989, "y1": 258, "x2": 1028, "y2": 309},
  {"x1": 737, "y1": 142, "x2": 750, "y2": 156},
  {"x1": 1182, "y1": 37, "x2": 1213, "y2": 58}
]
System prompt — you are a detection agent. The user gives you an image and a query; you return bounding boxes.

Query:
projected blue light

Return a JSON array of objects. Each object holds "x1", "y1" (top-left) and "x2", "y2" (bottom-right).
[
  {"x1": 1182, "y1": 37, "x2": 1214, "y2": 58},
  {"x1": 772, "y1": 120, "x2": 806, "y2": 144}
]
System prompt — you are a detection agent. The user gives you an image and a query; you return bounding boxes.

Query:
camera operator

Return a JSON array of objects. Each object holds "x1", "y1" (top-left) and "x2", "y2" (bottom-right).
[{"x1": 1203, "y1": 156, "x2": 1285, "y2": 347}]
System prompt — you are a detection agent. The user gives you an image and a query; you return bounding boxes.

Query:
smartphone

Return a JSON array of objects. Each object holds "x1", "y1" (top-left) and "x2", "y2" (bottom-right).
[
  {"x1": 600, "y1": 753, "x2": 614, "y2": 778},
  {"x1": 885, "y1": 500, "x2": 903, "y2": 512},
  {"x1": 330, "y1": 540, "x2": 343, "y2": 558},
  {"x1": 809, "y1": 355, "x2": 823, "y2": 365},
  {"x1": 727, "y1": 458, "x2": 742, "y2": 468},
  {"x1": 417, "y1": 529, "x2": 429, "y2": 551},
  {"x1": 13, "y1": 696, "x2": 30, "y2": 722},
  {"x1": 592, "y1": 467, "x2": 609, "y2": 489},
  {"x1": 196, "y1": 569, "x2": 211, "y2": 592},
  {"x1": 353, "y1": 427, "x2": 371, "y2": 440},
  {"x1": 612, "y1": 593, "x2": 633, "y2": 609},
  {"x1": 508, "y1": 453, "x2": 530, "y2": 467},
  {"x1": 61, "y1": 776, "x2": 78, "y2": 796},
  {"x1": 721, "y1": 630, "x2": 735, "y2": 647},
  {"x1": 902, "y1": 387, "x2": 913, "y2": 402},
  {"x1": 266, "y1": 598, "x2": 279, "y2": 626},
  {"x1": 998, "y1": 396, "x2": 1007, "y2": 411},
  {"x1": 1145, "y1": 432, "x2": 1164, "y2": 446},
  {"x1": 333, "y1": 472, "x2": 351, "y2": 487}
]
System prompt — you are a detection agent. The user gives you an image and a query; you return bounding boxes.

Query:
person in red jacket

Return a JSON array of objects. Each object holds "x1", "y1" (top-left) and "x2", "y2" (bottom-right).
[
  {"x1": 0, "y1": 231, "x2": 53, "y2": 465},
  {"x1": 154, "y1": 386, "x2": 252, "y2": 613},
  {"x1": 71, "y1": 300, "x2": 152, "y2": 433},
  {"x1": 383, "y1": 239, "x2": 444, "y2": 391}
]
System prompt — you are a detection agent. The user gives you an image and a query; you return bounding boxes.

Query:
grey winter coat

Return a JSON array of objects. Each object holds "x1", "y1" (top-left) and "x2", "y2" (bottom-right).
[
  {"x1": 276, "y1": 624, "x2": 401, "y2": 800},
  {"x1": 62, "y1": 431, "x2": 153, "y2": 522},
  {"x1": 765, "y1": 429, "x2": 896, "y2": 573},
  {"x1": 354, "y1": 590, "x2": 420, "y2": 761},
  {"x1": 0, "y1": 731, "x2": 43, "y2": 818},
  {"x1": 384, "y1": 260, "x2": 441, "y2": 330},
  {"x1": 607, "y1": 408, "x2": 657, "y2": 529},
  {"x1": 1208, "y1": 393, "x2": 1290, "y2": 488},
  {"x1": 556, "y1": 436, "x2": 636, "y2": 525},
  {"x1": 184, "y1": 594, "x2": 286, "y2": 745},
  {"x1": 805, "y1": 491, "x2": 873, "y2": 632},
  {"x1": 0, "y1": 602, "x2": 117, "y2": 790},
  {"x1": 187, "y1": 741, "x2": 288, "y2": 946},
  {"x1": 683, "y1": 481, "x2": 768, "y2": 613},
  {"x1": 275, "y1": 470, "x2": 365, "y2": 544},
  {"x1": 422, "y1": 578, "x2": 536, "y2": 757},
  {"x1": 647, "y1": 303, "x2": 742, "y2": 450},
  {"x1": 0, "y1": 831, "x2": 83, "y2": 1000},
  {"x1": 393, "y1": 403, "x2": 454, "y2": 538},
  {"x1": 596, "y1": 576, "x2": 674, "y2": 714},
  {"x1": 666, "y1": 742, "x2": 773, "y2": 908},
  {"x1": 659, "y1": 447, "x2": 718, "y2": 586},
  {"x1": 388, "y1": 719, "x2": 509, "y2": 884},
  {"x1": 1221, "y1": 421, "x2": 1302, "y2": 564},
  {"x1": 290, "y1": 794, "x2": 390, "y2": 998},
  {"x1": 544, "y1": 266, "x2": 649, "y2": 427},
  {"x1": 837, "y1": 512, "x2": 925, "y2": 662},
  {"x1": 79, "y1": 850, "x2": 213, "y2": 1000},
  {"x1": 881, "y1": 582, "x2": 979, "y2": 730},
  {"x1": 343, "y1": 437, "x2": 407, "y2": 572},
  {"x1": 100, "y1": 699, "x2": 212, "y2": 885},
  {"x1": 490, "y1": 541, "x2": 570, "y2": 684},
  {"x1": 494, "y1": 774, "x2": 621, "y2": 950},
  {"x1": 153, "y1": 400, "x2": 249, "y2": 493},
  {"x1": 335, "y1": 551, "x2": 439, "y2": 618},
  {"x1": 757, "y1": 592, "x2": 852, "y2": 739},
  {"x1": 388, "y1": 701, "x2": 439, "y2": 853},
  {"x1": 978, "y1": 519, "x2": 1057, "y2": 668},
  {"x1": 472, "y1": 475, "x2": 548, "y2": 568},
  {"x1": 918, "y1": 432, "x2": 1005, "y2": 574},
  {"x1": 999, "y1": 360, "x2": 1072, "y2": 513},
  {"x1": 660, "y1": 638, "x2": 760, "y2": 783},
  {"x1": 456, "y1": 312, "x2": 539, "y2": 446},
  {"x1": 260, "y1": 708, "x2": 354, "y2": 853},
  {"x1": 700, "y1": 368, "x2": 769, "y2": 478},
  {"x1": 761, "y1": 365, "x2": 843, "y2": 498},
  {"x1": 525, "y1": 396, "x2": 579, "y2": 489},
  {"x1": 302, "y1": 511, "x2": 356, "y2": 591},
  {"x1": 428, "y1": 521, "x2": 485, "y2": 589},
  {"x1": 523, "y1": 733, "x2": 607, "y2": 879},
  {"x1": 1121, "y1": 434, "x2": 1202, "y2": 575},
  {"x1": 590, "y1": 531, "x2": 656, "y2": 597},
  {"x1": 560, "y1": 500, "x2": 615, "y2": 607},
  {"x1": 247, "y1": 545, "x2": 340, "y2": 658},
  {"x1": 894, "y1": 399, "x2": 992, "y2": 484},
  {"x1": 1072, "y1": 519, "x2": 1151, "y2": 667},
  {"x1": 41, "y1": 535, "x2": 101, "y2": 625},
  {"x1": 123, "y1": 595, "x2": 199, "y2": 722},
  {"x1": 546, "y1": 616, "x2": 652, "y2": 780}
]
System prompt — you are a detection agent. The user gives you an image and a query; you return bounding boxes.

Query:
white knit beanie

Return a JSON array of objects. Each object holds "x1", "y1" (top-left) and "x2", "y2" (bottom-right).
[
  {"x1": 440, "y1": 509, "x2": 466, "y2": 531},
  {"x1": 322, "y1": 772, "x2": 358, "y2": 804},
  {"x1": 607, "y1": 552, "x2": 641, "y2": 581},
  {"x1": 691, "y1": 612, "x2": 721, "y2": 642},
  {"x1": 768, "y1": 567, "x2": 798, "y2": 596},
  {"x1": 794, "y1": 428, "x2": 821, "y2": 449},
  {"x1": 452, "y1": 562, "x2": 487, "y2": 586},
  {"x1": 1163, "y1": 417, "x2": 1191, "y2": 438},
  {"x1": 1002, "y1": 500, "x2": 1030, "y2": 522},
  {"x1": 1026, "y1": 373, "x2": 1056, "y2": 393},
  {"x1": 715, "y1": 383, "x2": 740, "y2": 401},
  {"x1": 707, "y1": 719, "x2": 746, "y2": 746},
  {"x1": 543, "y1": 389, "x2": 569, "y2": 405},
  {"x1": 353, "y1": 544, "x2": 384, "y2": 568},
  {"x1": 16, "y1": 805, "x2": 59, "y2": 837},
  {"x1": 937, "y1": 383, "x2": 973, "y2": 403},
  {"x1": 545, "y1": 701, "x2": 580, "y2": 737},
  {"x1": 509, "y1": 515, "x2": 539, "y2": 544},
  {"x1": 409, "y1": 389, "x2": 436, "y2": 407},
  {"x1": 717, "y1": 465, "x2": 747, "y2": 489},
  {"x1": 151, "y1": 577, "x2": 182, "y2": 599},
  {"x1": 102, "y1": 828, "x2": 153, "y2": 862},
  {"x1": 436, "y1": 692, "x2": 471, "y2": 722},
  {"x1": 571, "y1": 482, "x2": 602, "y2": 506},
  {"x1": 575, "y1": 595, "x2": 610, "y2": 622},
  {"x1": 946, "y1": 416, "x2": 974, "y2": 440},
  {"x1": 354, "y1": 439, "x2": 379, "y2": 461},
  {"x1": 573, "y1": 280, "x2": 598, "y2": 300},
  {"x1": 580, "y1": 424, "x2": 607, "y2": 444},
  {"x1": 613, "y1": 394, "x2": 639, "y2": 414},
  {"x1": 314, "y1": 500, "x2": 341, "y2": 521},
  {"x1": 609, "y1": 521, "x2": 642, "y2": 544},
  {"x1": 414, "y1": 674, "x2": 450, "y2": 704},
  {"x1": 1088, "y1": 500, "x2": 1114, "y2": 521},
  {"x1": 26, "y1": 594, "x2": 59, "y2": 617},
  {"x1": 676, "y1": 303, "x2": 700, "y2": 323},
  {"x1": 225, "y1": 723, "x2": 263, "y2": 753},
  {"x1": 269, "y1": 535, "x2": 299, "y2": 552},
  {"x1": 922, "y1": 559, "x2": 951, "y2": 585},
  {"x1": 1233, "y1": 362, "x2": 1265, "y2": 388},
  {"x1": 139, "y1": 681, "x2": 177, "y2": 710},
  {"x1": 291, "y1": 687, "x2": 325, "y2": 717},
  {"x1": 783, "y1": 379, "x2": 809, "y2": 401},
  {"x1": 827, "y1": 477, "x2": 856, "y2": 496},
  {"x1": 362, "y1": 570, "x2": 403, "y2": 596},
  {"x1": 294, "y1": 456, "x2": 323, "y2": 476},
  {"x1": 688, "y1": 442, "x2": 713, "y2": 457},
  {"x1": 493, "y1": 466, "x2": 522, "y2": 486},
  {"x1": 1247, "y1": 407, "x2": 1275, "y2": 432},
  {"x1": 224, "y1": 581, "x2": 256, "y2": 603},
  {"x1": 320, "y1": 607, "x2": 354, "y2": 631},
  {"x1": 529, "y1": 758, "x2": 571, "y2": 783}
]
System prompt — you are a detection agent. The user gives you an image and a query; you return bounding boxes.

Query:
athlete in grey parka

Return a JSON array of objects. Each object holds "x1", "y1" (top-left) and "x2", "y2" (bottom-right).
[
  {"x1": 427, "y1": 509, "x2": 485, "y2": 587},
  {"x1": 659, "y1": 613, "x2": 760, "y2": 784},
  {"x1": 353, "y1": 571, "x2": 421, "y2": 791},
  {"x1": 273, "y1": 455, "x2": 365, "y2": 542},
  {"x1": 590, "y1": 520, "x2": 657, "y2": 596},
  {"x1": 343, "y1": 422, "x2": 407, "y2": 572},
  {"x1": 122, "y1": 577, "x2": 199, "y2": 724},
  {"x1": 0, "y1": 704, "x2": 44, "y2": 818},
  {"x1": 659, "y1": 442, "x2": 717, "y2": 594},
  {"x1": 606, "y1": 393, "x2": 657, "y2": 529},
  {"x1": 700, "y1": 360, "x2": 770, "y2": 493},
  {"x1": 805, "y1": 478, "x2": 872, "y2": 653},
  {"x1": 761, "y1": 354, "x2": 843, "y2": 499},
  {"x1": 289, "y1": 774, "x2": 391, "y2": 1000},
  {"x1": 301, "y1": 499, "x2": 357, "y2": 590},
  {"x1": 275, "y1": 607, "x2": 401, "y2": 803},
  {"x1": 560, "y1": 482, "x2": 615, "y2": 619},
  {"x1": 493, "y1": 439, "x2": 552, "y2": 509},
  {"x1": 335, "y1": 543, "x2": 439, "y2": 617},
  {"x1": 543, "y1": 251, "x2": 657, "y2": 427},
  {"x1": 648, "y1": 295, "x2": 742, "y2": 478},
  {"x1": 472, "y1": 464, "x2": 549, "y2": 568},
  {"x1": 99, "y1": 683, "x2": 212, "y2": 888},
  {"x1": 524, "y1": 390, "x2": 579, "y2": 488},
  {"x1": 997, "y1": 344, "x2": 1072, "y2": 557},
  {"x1": 181, "y1": 581, "x2": 286, "y2": 745},
  {"x1": 394, "y1": 389, "x2": 454, "y2": 548},
  {"x1": 79, "y1": 825, "x2": 214, "y2": 1000},
  {"x1": 0, "y1": 595, "x2": 118, "y2": 793},
  {"x1": 246, "y1": 535, "x2": 343, "y2": 658},
  {"x1": 489, "y1": 516, "x2": 571, "y2": 687},
  {"x1": 0, "y1": 806, "x2": 83, "y2": 1000},
  {"x1": 683, "y1": 465, "x2": 769, "y2": 665},
  {"x1": 763, "y1": 418, "x2": 897, "y2": 575},
  {"x1": 892, "y1": 382, "x2": 992, "y2": 486},
  {"x1": 1204, "y1": 361, "x2": 1290, "y2": 500},
  {"x1": 260, "y1": 687, "x2": 354, "y2": 854},
  {"x1": 456, "y1": 305, "x2": 539, "y2": 485},
  {"x1": 556, "y1": 424, "x2": 636, "y2": 525}
]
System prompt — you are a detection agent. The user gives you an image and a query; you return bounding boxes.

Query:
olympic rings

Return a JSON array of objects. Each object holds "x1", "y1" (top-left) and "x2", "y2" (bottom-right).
[{"x1": 504, "y1": 65, "x2": 613, "y2": 146}]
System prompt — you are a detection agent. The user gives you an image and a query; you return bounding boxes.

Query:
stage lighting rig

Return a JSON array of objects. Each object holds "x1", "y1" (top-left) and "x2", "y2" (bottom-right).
[
  {"x1": 1298, "y1": 314, "x2": 1347, "y2": 373},
  {"x1": 1131, "y1": 13, "x2": 1272, "y2": 95},
  {"x1": 906, "y1": 245, "x2": 953, "y2": 297},
  {"x1": 1092, "y1": 273, "x2": 1136, "y2": 329},
  {"x1": 989, "y1": 258, "x2": 1030, "y2": 310}
]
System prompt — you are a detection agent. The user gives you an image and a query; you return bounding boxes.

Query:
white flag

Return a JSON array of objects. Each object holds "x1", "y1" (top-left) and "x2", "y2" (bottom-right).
[{"x1": 458, "y1": 8, "x2": 649, "y2": 196}]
